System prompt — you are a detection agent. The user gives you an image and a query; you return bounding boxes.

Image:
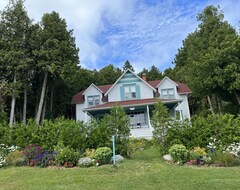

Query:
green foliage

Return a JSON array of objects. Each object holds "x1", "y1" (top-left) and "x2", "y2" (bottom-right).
[
  {"x1": 173, "y1": 5, "x2": 240, "y2": 113},
  {"x1": 98, "y1": 104, "x2": 130, "y2": 156},
  {"x1": 84, "y1": 148, "x2": 96, "y2": 159},
  {"x1": 164, "y1": 114, "x2": 240, "y2": 150},
  {"x1": 189, "y1": 147, "x2": 207, "y2": 160},
  {"x1": 169, "y1": 144, "x2": 189, "y2": 163},
  {"x1": 22, "y1": 144, "x2": 43, "y2": 163},
  {"x1": 129, "y1": 138, "x2": 153, "y2": 152},
  {"x1": 213, "y1": 152, "x2": 240, "y2": 167},
  {"x1": 0, "y1": 118, "x2": 88, "y2": 152},
  {"x1": 94, "y1": 147, "x2": 112, "y2": 165},
  {"x1": 55, "y1": 145, "x2": 80, "y2": 166},
  {"x1": 152, "y1": 101, "x2": 172, "y2": 154},
  {"x1": 5, "y1": 150, "x2": 25, "y2": 166},
  {"x1": 123, "y1": 60, "x2": 135, "y2": 72}
]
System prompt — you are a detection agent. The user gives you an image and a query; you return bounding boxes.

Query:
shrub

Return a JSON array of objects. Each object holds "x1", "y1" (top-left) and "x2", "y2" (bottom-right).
[
  {"x1": 129, "y1": 138, "x2": 153, "y2": 151},
  {"x1": 84, "y1": 148, "x2": 96, "y2": 159},
  {"x1": 0, "y1": 144, "x2": 19, "y2": 167},
  {"x1": 190, "y1": 147, "x2": 207, "y2": 160},
  {"x1": 95, "y1": 147, "x2": 112, "y2": 165},
  {"x1": 215, "y1": 152, "x2": 240, "y2": 167},
  {"x1": 22, "y1": 144, "x2": 43, "y2": 164},
  {"x1": 34, "y1": 150, "x2": 57, "y2": 167},
  {"x1": 55, "y1": 146, "x2": 80, "y2": 166},
  {"x1": 169, "y1": 144, "x2": 189, "y2": 163},
  {"x1": 5, "y1": 150, "x2": 25, "y2": 166},
  {"x1": 78, "y1": 157, "x2": 93, "y2": 167},
  {"x1": 152, "y1": 101, "x2": 172, "y2": 155}
]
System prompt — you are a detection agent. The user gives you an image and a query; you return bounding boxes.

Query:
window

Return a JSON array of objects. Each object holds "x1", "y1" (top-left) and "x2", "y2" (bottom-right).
[
  {"x1": 124, "y1": 85, "x2": 136, "y2": 100},
  {"x1": 161, "y1": 88, "x2": 175, "y2": 99},
  {"x1": 176, "y1": 110, "x2": 183, "y2": 121},
  {"x1": 87, "y1": 95, "x2": 100, "y2": 107}
]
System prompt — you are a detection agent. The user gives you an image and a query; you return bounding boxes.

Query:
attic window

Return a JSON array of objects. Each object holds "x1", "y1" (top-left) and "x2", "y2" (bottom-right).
[
  {"x1": 161, "y1": 88, "x2": 175, "y2": 99},
  {"x1": 87, "y1": 95, "x2": 100, "y2": 107}
]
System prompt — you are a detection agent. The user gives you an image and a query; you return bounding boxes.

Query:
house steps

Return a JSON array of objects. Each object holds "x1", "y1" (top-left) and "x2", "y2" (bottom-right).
[{"x1": 130, "y1": 127, "x2": 153, "y2": 138}]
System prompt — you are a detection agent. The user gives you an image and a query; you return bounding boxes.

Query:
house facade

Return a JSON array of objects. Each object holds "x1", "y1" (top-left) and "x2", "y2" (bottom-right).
[{"x1": 71, "y1": 69, "x2": 191, "y2": 138}]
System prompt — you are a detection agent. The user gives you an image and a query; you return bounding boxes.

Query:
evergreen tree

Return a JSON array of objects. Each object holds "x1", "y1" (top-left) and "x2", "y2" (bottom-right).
[
  {"x1": 123, "y1": 60, "x2": 135, "y2": 72},
  {"x1": 0, "y1": 0, "x2": 32, "y2": 125},
  {"x1": 34, "y1": 11, "x2": 79, "y2": 124}
]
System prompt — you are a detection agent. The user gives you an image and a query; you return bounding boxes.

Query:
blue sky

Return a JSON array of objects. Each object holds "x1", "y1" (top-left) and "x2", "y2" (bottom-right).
[{"x1": 1, "y1": 0, "x2": 240, "y2": 72}]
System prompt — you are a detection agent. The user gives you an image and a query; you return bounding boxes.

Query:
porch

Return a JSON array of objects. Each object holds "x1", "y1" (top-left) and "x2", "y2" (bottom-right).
[{"x1": 83, "y1": 98, "x2": 181, "y2": 138}]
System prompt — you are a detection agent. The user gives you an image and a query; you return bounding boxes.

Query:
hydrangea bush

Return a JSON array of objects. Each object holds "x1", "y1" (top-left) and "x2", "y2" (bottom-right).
[{"x1": 0, "y1": 144, "x2": 19, "y2": 167}]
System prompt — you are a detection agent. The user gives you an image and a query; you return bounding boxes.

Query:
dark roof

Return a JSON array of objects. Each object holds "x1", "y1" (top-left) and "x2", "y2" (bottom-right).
[
  {"x1": 71, "y1": 79, "x2": 191, "y2": 104},
  {"x1": 84, "y1": 98, "x2": 181, "y2": 111}
]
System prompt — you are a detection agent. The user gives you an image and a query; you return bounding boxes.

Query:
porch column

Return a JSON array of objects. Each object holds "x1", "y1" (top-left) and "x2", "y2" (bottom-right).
[{"x1": 146, "y1": 105, "x2": 152, "y2": 130}]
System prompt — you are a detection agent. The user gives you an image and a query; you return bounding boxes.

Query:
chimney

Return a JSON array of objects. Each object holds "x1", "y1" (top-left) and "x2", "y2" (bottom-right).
[{"x1": 142, "y1": 73, "x2": 147, "y2": 81}]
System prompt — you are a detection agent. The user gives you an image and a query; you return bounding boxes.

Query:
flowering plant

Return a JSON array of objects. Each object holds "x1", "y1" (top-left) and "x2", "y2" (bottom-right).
[
  {"x1": 207, "y1": 137, "x2": 222, "y2": 152},
  {"x1": 0, "y1": 144, "x2": 19, "y2": 167},
  {"x1": 34, "y1": 150, "x2": 57, "y2": 167},
  {"x1": 22, "y1": 144, "x2": 43, "y2": 165},
  {"x1": 224, "y1": 142, "x2": 240, "y2": 157}
]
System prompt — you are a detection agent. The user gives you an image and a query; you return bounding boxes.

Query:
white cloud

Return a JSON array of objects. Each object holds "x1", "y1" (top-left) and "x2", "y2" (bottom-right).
[{"x1": 1, "y1": 0, "x2": 240, "y2": 72}]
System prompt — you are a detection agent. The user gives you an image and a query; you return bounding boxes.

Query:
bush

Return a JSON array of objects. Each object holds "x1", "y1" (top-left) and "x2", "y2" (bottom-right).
[
  {"x1": 78, "y1": 157, "x2": 93, "y2": 167},
  {"x1": 5, "y1": 150, "x2": 25, "y2": 166},
  {"x1": 129, "y1": 138, "x2": 153, "y2": 151},
  {"x1": 190, "y1": 147, "x2": 207, "y2": 160},
  {"x1": 22, "y1": 144, "x2": 43, "y2": 164},
  {"x1": 95, "y1": 147, "x2": 112, "y2": 165},
  {"x1": 215, "y1": 152, "x2": 240, "y2": 167},
  {"x1": 169, "y1": 144, "x2": 189, "y2": 163},
  {"x1": 34, "y1": 150, "x2": 57, "y2": 167},
  {"x1": 84, "y1": 148, "x2": 96, "y2": 159},
  {"x1": 55, "y1": 146, "x2": 80, "y2": 166},
  {"x1": 0, "y1": 144, "x2": 19, "y2": 167}
]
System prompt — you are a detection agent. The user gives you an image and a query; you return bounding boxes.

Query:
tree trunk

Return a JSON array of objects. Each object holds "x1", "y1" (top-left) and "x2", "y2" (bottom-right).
[
  {"x1": 22, "y1": 88, "x2": 27, "y2": 124},
  {"x1": 9, "y1": 72, "x2": 17, "y2": 126},
  {"x1": 50, "y1": 87, "x2": 53, "y2": 118},
  {"x1": 234, "y1": 90, "x2": 240, "y2": 107},
  {"x1": 40, "y1": 87, "x2": 48, "y2": 125},
  {"x1": 36, "y1": 71, "x2": 48, "y2": 125},
  {"x1": 207, "y1": 95, "x2": 214, "y2": 114},
  {"x1": 216, "y1": 96, "x2": 222, "y2": 114}
]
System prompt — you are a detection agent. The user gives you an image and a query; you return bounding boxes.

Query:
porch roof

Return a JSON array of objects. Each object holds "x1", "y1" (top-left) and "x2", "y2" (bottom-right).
[{"x1": 83, "y1": 98, "x2": 181, "y2": 112}]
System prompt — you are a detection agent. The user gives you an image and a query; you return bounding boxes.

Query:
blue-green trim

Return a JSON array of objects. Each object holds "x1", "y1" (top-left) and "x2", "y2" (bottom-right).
[
  {"x1": 136, "y1": 84, "x2": 141, "y2": 99},
  {"x1": 120, "y1": 86, "x2": 124, "y2": 101},
  {"x1": 117, "y1": 79, "x2": 141, "y2": 84}
]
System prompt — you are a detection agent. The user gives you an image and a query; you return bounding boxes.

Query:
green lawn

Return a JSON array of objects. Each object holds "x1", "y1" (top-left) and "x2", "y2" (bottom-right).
[{"x1": 1, "y1": 147, "x2": 240, "y2": 190}]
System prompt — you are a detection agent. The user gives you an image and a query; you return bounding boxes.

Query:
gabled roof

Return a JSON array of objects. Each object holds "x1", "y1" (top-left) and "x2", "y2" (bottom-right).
[
  {"x1": 71, "y1": 84, "x2": 112, "y2": 104},
  {"x1": 147, "y1": 80, "x2": 191, "y2": 95},
  {"x1": 71, "y1": 75, "x2": 191, "y2": 104},
  {"x1": 104, "y1": 69, "x2": 156, "y2": 96},
  {"x1": 157, "y1": 76, "x2": 178, "y2": 88},
  {"x1": 82, "y1": 83, "x2": 103, "y2": 95}
]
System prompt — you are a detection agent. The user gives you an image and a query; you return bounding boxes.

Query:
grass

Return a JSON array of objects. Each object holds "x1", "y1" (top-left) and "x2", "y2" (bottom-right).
[{"x1": 1, "y1": 147, "x2": 240, "y2": 190}]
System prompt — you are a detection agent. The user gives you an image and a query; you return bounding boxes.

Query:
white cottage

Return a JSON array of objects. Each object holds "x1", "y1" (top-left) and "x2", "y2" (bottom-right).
[{"x1": 71, "y1": 69, "x2": 191, "y2": 138}]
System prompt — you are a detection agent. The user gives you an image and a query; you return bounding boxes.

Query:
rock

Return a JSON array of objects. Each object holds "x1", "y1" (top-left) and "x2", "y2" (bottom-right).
[
  {"x1": 111, "y1": 154, "x2": 124, "y2": 163},
  {"x1": 163, "y1": 154, "x2": 172, "y2": 161}
]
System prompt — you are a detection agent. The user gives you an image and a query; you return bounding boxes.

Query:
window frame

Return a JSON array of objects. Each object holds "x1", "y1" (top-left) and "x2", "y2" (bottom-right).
[
  {"x1": 87, "y1": 95, "x2": 100, "y2": 107},
  {"x1": 124, "y1": 85, "x2": 137, "y2": 100},
  {"x1": 161, "y1": 88, "x2": 175, "y2": 99}
]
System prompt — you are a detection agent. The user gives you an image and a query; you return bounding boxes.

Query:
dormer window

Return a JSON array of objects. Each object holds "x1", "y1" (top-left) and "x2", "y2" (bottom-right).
[
  {"x1": 161, "y1": 88, "x2": 175, "y2": 99},
  {"x1": 87, "y1": 95, "x2": 100, "y2": 107}
]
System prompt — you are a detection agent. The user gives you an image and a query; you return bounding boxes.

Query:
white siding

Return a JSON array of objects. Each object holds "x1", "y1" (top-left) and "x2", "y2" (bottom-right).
[
  {"x1": 158, "y1": 78, "x2": 190, "y2": 120},
  {"x1": 108, "y1": 81, "x2": 154, "y2": 102},
  {"x1": 76, "y1": 85, "x2": 103, "y2": 123}
]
